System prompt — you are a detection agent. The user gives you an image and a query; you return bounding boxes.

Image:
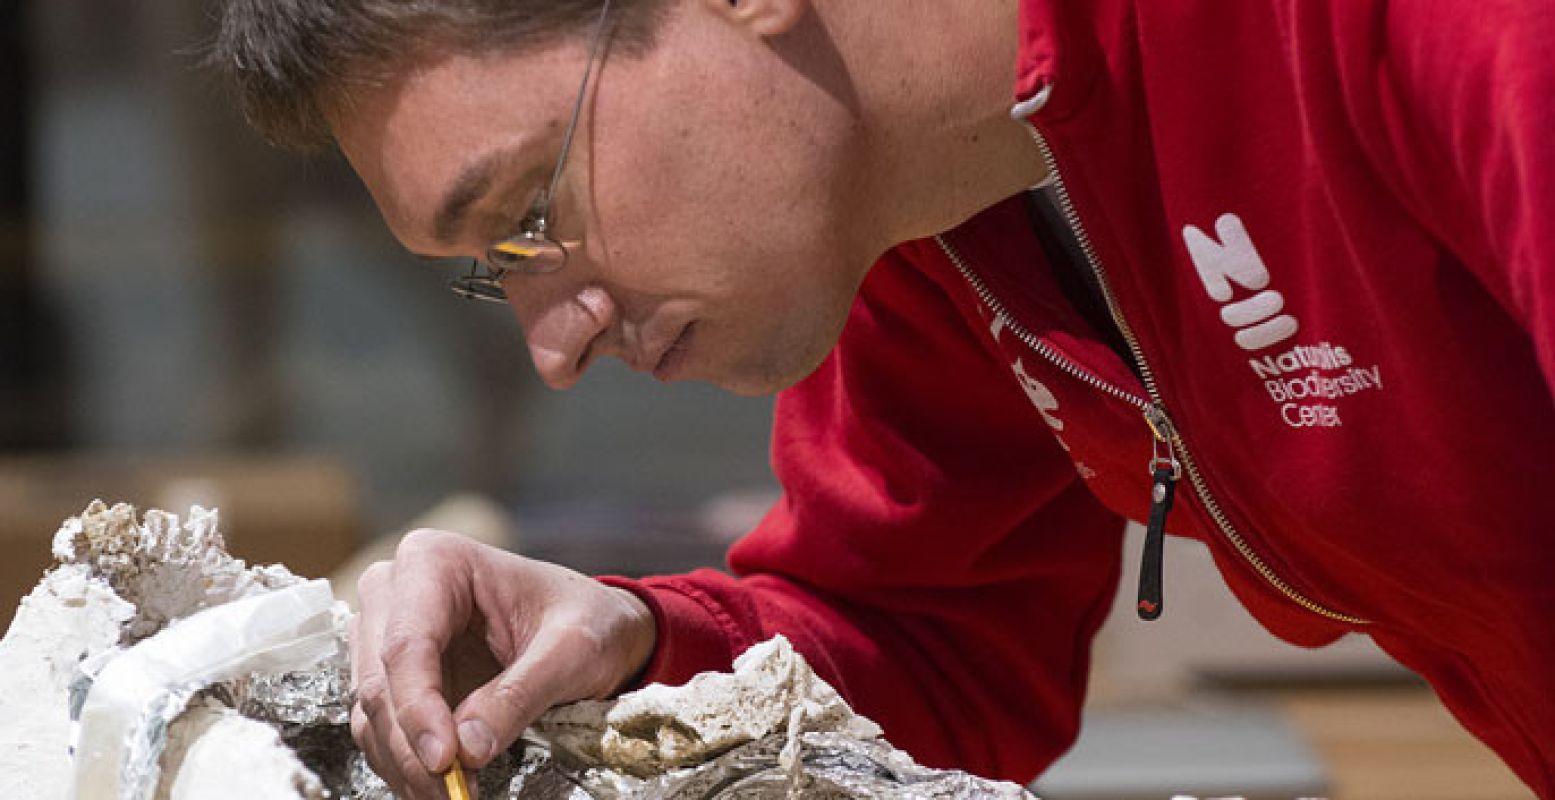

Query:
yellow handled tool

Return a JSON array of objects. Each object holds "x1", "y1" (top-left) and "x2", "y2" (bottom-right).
[{"x1": 444, "y1": 767, "x2": 471, "y2": 800}]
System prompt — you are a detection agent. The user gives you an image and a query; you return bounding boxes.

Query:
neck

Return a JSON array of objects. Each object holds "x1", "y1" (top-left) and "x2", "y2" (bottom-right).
[{"x1": 829, "y1": 0, "x2": 1047, "y2": 249}]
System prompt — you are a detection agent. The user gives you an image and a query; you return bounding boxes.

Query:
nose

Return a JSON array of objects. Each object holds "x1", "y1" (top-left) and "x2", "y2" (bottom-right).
[{"x1": 505, "y1": 278, "x2": 620, "y2": 390}]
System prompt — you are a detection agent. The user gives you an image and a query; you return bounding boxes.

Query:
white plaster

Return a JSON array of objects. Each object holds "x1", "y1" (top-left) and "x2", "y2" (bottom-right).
[
  {"x1": 159, "y1": 699, "x2": 324, "y2": 800},
  {"x1": 0, "y1": 564, "x2": 135, "y2": 800},
  {"x1": 1, "y1": 501, "x2": 328, "y2": 800}
]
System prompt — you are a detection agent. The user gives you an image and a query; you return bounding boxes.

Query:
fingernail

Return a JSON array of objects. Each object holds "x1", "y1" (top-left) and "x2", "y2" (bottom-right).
[
  {"x1": 416, "y1": 733, "x2": 446, "y2": 770},
  {"x1": 458, "y1": 719, "x2": 494, "y2": 762}
]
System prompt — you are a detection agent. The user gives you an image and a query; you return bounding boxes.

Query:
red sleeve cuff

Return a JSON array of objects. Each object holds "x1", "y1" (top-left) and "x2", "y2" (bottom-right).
[{"x1": 596, "y1": 573, "x2": 740, "y2": 690}]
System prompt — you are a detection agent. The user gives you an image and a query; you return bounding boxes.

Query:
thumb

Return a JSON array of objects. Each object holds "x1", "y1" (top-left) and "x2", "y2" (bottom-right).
[{"x1": 450, "y1": 628, "x2": 596, "y2": 767}]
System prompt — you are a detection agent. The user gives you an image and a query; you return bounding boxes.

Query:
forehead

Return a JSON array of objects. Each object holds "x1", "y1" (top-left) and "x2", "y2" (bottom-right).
[{"x1": 327, "y1": 46, "x2": 580, "y2": 252}]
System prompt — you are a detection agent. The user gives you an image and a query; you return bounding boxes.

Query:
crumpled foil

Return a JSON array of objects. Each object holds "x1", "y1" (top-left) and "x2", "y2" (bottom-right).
[
  {"x1": 236, "y1": 662, "x2": 355, "y2": 727},
  {"x1": 232, "y1": 656, "x2": 529, "y2": 798},
  {"x1": 302, "y1": 731, "x2": 1031, "y2": 799},
  {"x1": 230, "y1": 669, "x2": 1033, "y2": 799},
  {"x1": 213, "y1": 635, "x2": 1035, "y2": 800},
  {"x1": 280, "y1": 724, "x2": 525, "y2": 800}
]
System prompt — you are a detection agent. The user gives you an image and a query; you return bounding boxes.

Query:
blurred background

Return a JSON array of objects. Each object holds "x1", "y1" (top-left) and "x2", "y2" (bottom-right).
[
  {"x1": 1, "y1": 1, "x2": 778, "y2": 595},
  {"x1": 0, "y1": 4, "x2": 1533, "y2": 799}
]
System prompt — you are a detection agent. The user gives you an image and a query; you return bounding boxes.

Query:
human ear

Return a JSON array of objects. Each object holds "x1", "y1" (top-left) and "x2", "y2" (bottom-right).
[{"x1": 707, "y1": 0, "x2": 808, "y2": 37}]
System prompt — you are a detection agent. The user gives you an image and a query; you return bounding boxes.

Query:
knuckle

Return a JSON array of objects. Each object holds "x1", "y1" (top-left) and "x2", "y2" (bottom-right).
[
  {"x1": 356, "y1": 561, "x2": 392, "y2": 595},
  {"x1": 379, "y1": 627, "x2": 436, "y2": 668},
  {"x1": 396, "y1": 527, "x2": 457, "y2": 560},
  {"x1": 392, "y1": 690, "x2": 445, "y2": 731},
  {"x1": 562, "y1": 622, "x2": 610, "y2": 665},
  {"x1": 489, "y1": 679, "x2": 542, "y2": 719},
  {"x1": 355, "y1": 676, "x2": 392, "y2": 720}
]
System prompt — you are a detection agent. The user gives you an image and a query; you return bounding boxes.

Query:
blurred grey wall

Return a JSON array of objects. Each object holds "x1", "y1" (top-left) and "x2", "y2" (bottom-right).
[{"x1": 2, "y1": 0, "x2": 71, "y2": 450}]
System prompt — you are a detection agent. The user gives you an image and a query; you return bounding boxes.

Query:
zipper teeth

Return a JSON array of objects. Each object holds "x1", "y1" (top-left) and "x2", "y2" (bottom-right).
[
  {"x1": 1173, "y1": 442, "x2": 1367, "y2": 624},
  {"x1": 935, "y1": 238, "x2": 1146, "y2": 410},
  {"x1": 950, "y1": 124, "x2": 1368, "y2": 626}
]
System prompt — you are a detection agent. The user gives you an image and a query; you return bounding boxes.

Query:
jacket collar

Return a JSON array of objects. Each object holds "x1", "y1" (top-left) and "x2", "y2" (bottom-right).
[{"x1": 1011, "y1": 0, "x2": 1110, "y2": 122}]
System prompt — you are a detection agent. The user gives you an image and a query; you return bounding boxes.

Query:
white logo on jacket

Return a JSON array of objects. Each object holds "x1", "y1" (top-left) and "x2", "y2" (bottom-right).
[
  {"x1": 1181, "y1": 212, "x2": 1386, "y2": 429},
  {"x1": 1182, "y1": 213, "x2": 1299, "y2": 351}
]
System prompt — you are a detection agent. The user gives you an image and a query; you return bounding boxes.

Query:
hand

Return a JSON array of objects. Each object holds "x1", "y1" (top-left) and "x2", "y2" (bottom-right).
[{"x1": 349, "y1": 529, "x2": 657, "y2": 798}]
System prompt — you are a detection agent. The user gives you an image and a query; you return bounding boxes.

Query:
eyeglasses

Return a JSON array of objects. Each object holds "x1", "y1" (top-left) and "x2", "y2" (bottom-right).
[{"x1": 450, "y1": 0, "x2": 614, "y2": 302}]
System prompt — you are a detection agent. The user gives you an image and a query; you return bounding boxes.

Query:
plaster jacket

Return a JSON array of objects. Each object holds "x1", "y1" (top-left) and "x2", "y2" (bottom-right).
[{"x1": 606, "y1": 0, "x2": 1555, "y2": 794}]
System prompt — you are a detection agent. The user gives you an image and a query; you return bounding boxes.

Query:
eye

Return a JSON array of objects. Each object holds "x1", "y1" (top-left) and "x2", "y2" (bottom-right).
[{"x1": 484, "y1": 208, "x2": 569, "y2": 274}]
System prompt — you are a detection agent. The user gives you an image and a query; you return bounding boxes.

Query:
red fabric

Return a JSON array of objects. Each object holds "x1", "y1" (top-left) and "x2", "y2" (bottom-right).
[
  {"x1": 608, "y1": 0, "x2": 1555, "y2": 793},
  {"x1": 607, "y1": 246, "x2": 1126, "y2": 779}
]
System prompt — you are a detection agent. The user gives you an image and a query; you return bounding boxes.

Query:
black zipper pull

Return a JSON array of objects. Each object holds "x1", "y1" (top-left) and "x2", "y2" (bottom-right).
[{"x1": 1138, "y1": 404, "x2": 1180, "y2": 621}]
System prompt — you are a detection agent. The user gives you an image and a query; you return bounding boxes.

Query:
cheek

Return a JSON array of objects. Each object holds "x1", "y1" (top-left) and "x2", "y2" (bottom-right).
[
  {"x1": 581, "y1": 127, "x2": 684, "y2": 282},
  {"x1": 589, "y1": 85, "x2": 851, "y2": 278},
  {"x1": 592, "y1": 142, "x2": 849, "y2": 302}
]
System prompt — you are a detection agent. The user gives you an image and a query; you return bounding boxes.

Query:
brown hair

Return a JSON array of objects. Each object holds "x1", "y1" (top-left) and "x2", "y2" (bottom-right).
[{"x1": 208, "y1": 0, "x2": 666, "y2": 151}]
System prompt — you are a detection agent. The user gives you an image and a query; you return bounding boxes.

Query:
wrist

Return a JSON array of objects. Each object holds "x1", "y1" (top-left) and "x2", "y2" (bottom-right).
[{"x1": 608, "y1": 585, "x2": 658, "y2": 695}]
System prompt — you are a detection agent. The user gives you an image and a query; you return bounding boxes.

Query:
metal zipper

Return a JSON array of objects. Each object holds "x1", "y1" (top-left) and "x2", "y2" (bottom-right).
[{"x1": 930, "y1": 124, "x2": 1368, "y2": 626}]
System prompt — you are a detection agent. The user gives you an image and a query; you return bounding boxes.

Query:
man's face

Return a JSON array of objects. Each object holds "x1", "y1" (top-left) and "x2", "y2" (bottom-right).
[{"x1": 329, "y1": 2, "x2": 880, "y2": 395}]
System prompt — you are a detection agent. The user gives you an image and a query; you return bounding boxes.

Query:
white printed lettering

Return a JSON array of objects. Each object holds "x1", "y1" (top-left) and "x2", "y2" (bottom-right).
[
  {"x1": 1182, "y1": 210, "x2": 1385, "y2": 430},
  {"x1": 1281, "y1": 402, "x2": 1343, "y2": 428},
  {"x1": 989, "y1": 312, "x2": 1008, "y2": 343},
  {"x1": 1182, "y1": 213, "x2": 1272, "y2": 301},
  {"x1": 1013, "y1": 358, "x2": 1064, "y2": 432}
]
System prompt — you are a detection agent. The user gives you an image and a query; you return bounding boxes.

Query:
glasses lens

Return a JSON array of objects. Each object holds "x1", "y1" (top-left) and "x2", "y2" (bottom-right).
[
  {"x1": 490, "y1": 232, "x2": 568, "y2": 274},
  {"x1": 448, "y1": 261, "x2": 509, "y2": 303},
  {"x1": 449, "y1": 277, "x2": 507, "y2": 302}
]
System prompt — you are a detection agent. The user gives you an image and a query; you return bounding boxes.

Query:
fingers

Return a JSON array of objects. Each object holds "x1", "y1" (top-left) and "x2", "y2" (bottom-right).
[
  {"x1": 348, "y1": 532, "x2": 661, "y2": 790},
  {"x1": 352, "y1": 700, "x2": 449, "y2": 798},
  {"x1": 451, "y1": 619, "x2": 613, "y2": 767},
  {"x1": 449, "y1": 567, "x2": 658, "y2": 769},
  {"x1": 350, "y1": 560, "x2": 392, "y2": 761},
  {"x1": 353, "y1": 561, "x2": 430, "y2": 796},
  {"x1": 349, "y1": 535, "x2": 473, "y2": 797},
  {"x1": 380, "y1": 530, "x2": 474, "y2": 774}
]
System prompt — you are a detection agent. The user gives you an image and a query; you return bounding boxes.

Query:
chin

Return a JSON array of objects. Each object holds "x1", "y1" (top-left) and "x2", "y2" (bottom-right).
[
  {"x1": 714, "y1": 342, "x2": 835, "y2": 397},
  {"x1": 700, "y1": 367, "x2": 789, "y2": 397},
  {"x1": 701, "y1": 293, "x2": 856, "y2": 396},
  {"x1": 719, "y1": 375, "x2": 791, "y2": 398}
]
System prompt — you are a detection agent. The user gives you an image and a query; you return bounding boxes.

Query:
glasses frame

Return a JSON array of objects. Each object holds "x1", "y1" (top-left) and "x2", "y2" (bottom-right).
[{"x1": 451, "y1": 0, "x2": 614, "y2": 302}]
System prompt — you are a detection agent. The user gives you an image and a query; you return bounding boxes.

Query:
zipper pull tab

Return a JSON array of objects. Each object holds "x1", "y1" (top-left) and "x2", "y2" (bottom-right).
[{"x1": 1138, "y1": 404, "x2": 1180, "y2": 621}]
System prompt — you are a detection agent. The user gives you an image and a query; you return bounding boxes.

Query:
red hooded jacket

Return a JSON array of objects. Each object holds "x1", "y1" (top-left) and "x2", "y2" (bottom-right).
[{"x1": 606, "y1": 0, "x2": 1555, "y2": 793}]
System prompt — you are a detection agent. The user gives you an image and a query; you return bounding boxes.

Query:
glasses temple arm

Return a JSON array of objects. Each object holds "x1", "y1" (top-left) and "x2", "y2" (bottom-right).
[{"x1": 538, "y1": 0, "x2": 614, "y2": 229}]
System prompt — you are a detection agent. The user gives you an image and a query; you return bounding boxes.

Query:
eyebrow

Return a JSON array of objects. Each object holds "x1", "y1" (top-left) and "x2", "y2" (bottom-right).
[{"x1": 432, "y1": 153, "x2": 501, "y2": 245}]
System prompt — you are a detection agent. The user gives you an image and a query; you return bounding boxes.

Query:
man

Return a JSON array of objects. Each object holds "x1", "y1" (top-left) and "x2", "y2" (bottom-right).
[{"x1": 211, "y1": 0, "x2": 1554, "y2": 797}]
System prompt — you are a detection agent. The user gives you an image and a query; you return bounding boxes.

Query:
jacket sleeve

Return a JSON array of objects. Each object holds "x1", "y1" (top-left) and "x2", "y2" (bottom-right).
[
  {"x1": 1378, "y1": 0, "x2": 1555, "y2": 394},
  {"x1": 602, "y1": 247, "x2": 1124, "y2": 782}
]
